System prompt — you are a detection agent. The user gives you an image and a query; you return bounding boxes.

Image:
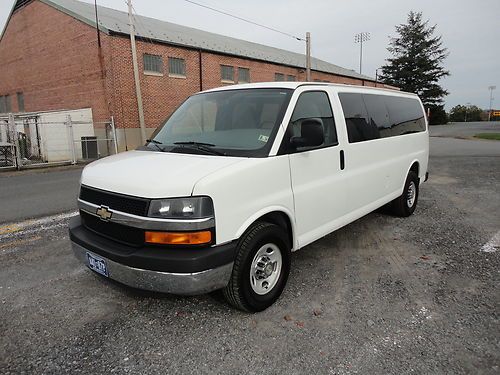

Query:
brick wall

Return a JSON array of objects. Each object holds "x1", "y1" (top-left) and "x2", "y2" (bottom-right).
[
  {"x1": 0, "y1": 1, "x2": 110, "y2": 123},
  {"x1": 106, "y1": 36, "x2": 203, "y2": 131}
]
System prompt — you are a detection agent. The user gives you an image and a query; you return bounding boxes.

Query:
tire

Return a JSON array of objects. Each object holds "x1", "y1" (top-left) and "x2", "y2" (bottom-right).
[
  {"x1": 223, "y1": 222, "x2": 291, "y2": 312},
  {"x1": 391, "y1": 170, "x2": 419, "y2": 217}
]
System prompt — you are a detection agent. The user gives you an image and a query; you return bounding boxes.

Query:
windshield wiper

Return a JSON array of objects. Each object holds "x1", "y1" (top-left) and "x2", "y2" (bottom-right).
[
  {"x1": 146, "y1": 139, "x2": 165, "y2": 152},
  {"x1": 173, "y1": 141, "x2": 226, "y2": 156},
  {"x1": 174, "y1": 141, "x2": 216, "y2": 147}
]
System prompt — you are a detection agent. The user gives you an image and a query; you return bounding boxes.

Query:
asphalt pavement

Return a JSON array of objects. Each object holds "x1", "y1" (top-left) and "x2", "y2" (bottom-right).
[
  {"x1": 0, "y1": 166, "x2": 82, "y2": 223},
  {"x1": 430, "y1": 120, "x2": 500, "y2": 137},
  {"x1": 429, "y1": 121, "x2": 500, "y2": 157},
  {"x1": 0, "y1": 122, "x2": 499, "y2": 374}
]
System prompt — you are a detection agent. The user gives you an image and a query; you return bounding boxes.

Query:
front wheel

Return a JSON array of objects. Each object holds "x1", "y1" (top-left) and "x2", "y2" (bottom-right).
[
  {"x1": 223, "y1": 222, "x2": 291, "y2": 312},
  {"x1": 391, "y1": 170, "x2": 419, "y2": 217}
]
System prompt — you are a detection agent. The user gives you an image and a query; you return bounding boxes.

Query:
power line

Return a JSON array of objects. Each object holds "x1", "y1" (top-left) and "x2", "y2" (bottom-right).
[
  {"x1": 130, "y1": 3, "x2": 157, "y2": 45},
  {"x1": 181, "y1": 0, "x2": 305, "y2": 41},
  {"x1": 124, "y1": 0, "x2": 311, "y2": 81}
]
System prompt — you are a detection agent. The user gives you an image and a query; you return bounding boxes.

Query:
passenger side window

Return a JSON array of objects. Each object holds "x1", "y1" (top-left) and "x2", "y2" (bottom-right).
[
  {"x1": 338, "y1": 93, "x2": 374, "y2": 143},
  {"x1": 288, "y1": 91, "x2": 338, "y2": 148},
  {"x1": 339, "y1": 93, "x2": 426, "y2": 143}
]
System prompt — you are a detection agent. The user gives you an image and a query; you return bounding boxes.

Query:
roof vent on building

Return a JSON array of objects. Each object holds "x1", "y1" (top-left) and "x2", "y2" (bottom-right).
[{"x1": 13, "y1": 0, "x2": 33, "y2": 12}]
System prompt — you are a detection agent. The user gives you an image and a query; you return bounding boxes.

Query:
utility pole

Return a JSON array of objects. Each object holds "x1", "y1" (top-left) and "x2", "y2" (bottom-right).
[
  {"x1": 488, "y1": 86, "x2": 496, "y2": 122},
  {"x1": 127, "y1": 0, "x2": 147, "y2": 145},
  {"x1": 306, "y1": 32, "x2": 311, "y2": 81},
  {"x1": 354, "y1": 32, "x2": 370, "y2": 75}
]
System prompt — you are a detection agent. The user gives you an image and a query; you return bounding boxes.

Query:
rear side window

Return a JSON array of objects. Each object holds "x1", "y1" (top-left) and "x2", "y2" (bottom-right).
[
  {"x1": 339, "y1": 93, "x2": 426, "y2": 143},
  {"x1": 288, "y1": 91, "x2": 338, "y2": 147},
  {"x1": 385, "y1": 96, "x2": 426, "y2": 135}
]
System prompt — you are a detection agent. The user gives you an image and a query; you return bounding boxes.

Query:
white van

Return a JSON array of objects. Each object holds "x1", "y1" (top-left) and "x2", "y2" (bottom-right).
[{"x1": 70, "y1": 82, "x2": 429, "y2": 311}]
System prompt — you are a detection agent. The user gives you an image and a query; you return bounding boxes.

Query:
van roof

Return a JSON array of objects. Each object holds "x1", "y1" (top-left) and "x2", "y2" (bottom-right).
[{"x1": 202, "y1": 82, "x2": 419, "y2": 98}]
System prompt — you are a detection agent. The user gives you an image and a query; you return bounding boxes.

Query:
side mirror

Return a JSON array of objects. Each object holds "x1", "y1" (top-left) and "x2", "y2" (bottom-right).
[{"x1": 290, "y1": 119, "x2": 324, "y2": 148}]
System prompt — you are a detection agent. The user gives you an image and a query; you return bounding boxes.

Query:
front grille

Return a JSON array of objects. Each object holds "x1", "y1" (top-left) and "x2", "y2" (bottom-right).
[
  {"x1": 80, "y1": 211, "x2": 145, "y2": 247},
  {"x1": 80, "y1": 186, "x2": 150, "y2": 216}
]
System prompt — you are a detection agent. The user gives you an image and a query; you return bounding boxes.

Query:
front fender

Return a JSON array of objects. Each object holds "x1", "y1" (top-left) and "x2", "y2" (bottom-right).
[{"x1": 234, "y1": 206, "x2": 297, "y2": 251}]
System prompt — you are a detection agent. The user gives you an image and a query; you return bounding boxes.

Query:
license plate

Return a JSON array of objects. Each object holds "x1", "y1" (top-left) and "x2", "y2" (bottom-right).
[{"x1": 86, "y1": 252, "x2": 109, "y2": 277}]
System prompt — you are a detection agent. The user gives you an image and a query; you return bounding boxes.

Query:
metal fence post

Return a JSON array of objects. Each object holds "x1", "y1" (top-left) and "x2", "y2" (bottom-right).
[
  {"x1": 9, "y1": 113, "x2": 21, "y2": 170},
  {"x1": 66, "y1": 114, "x2": 77, "y2": 165},
  {"x1": 110, "y1": 116, "x2": 118, "y2": 155}
]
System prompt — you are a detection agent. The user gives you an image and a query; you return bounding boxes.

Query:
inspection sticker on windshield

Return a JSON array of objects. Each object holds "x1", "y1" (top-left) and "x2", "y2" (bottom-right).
[{"x1": 258, "y1": 135, "x2": 269, "y2": 142}]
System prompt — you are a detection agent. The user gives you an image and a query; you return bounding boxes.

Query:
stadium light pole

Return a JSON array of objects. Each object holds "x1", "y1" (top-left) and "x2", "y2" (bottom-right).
[
  {"x1": 354, "y1": 32, "x2": 370, "y2": 75},
  {"x1": 465, "y1": 102, "x2": 471, "y2": 122},
  {"x1": 488, "y1": 86, "x2": 496, "y2": 122}
]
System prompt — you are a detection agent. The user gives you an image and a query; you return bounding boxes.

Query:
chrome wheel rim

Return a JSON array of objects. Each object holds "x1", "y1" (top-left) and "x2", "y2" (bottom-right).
[
  {"x1": 407, "y1": 181, "x2": 417, "y2": 208},
  {"x1": 250, "y1": 243, "x2": 282, "y2": 295}
]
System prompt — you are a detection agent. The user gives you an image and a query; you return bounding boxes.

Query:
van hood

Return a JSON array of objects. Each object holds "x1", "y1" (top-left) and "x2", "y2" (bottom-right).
[{"x1": 80, "y1": 150, "x2": 245, "y2": 198}]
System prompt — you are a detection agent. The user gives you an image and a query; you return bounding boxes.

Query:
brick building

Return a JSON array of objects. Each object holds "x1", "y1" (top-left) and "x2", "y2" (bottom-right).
[{"x1": 0, "y1": 0, "x2": 390, "y2": 151}]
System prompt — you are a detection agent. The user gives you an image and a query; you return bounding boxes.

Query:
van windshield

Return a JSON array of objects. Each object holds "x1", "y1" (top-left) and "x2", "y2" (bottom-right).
[{"x1": 149, "y1": 88, "x2": 293, "y2": 157}]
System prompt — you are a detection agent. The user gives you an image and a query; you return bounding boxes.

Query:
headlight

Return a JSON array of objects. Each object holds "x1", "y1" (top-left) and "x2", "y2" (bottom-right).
[{"x1": 148, "y1": 196, "x2": 214, "y2": 219}]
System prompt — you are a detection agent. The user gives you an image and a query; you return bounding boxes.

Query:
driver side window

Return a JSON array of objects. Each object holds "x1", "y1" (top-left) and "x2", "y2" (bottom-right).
[{"x1": 281, "y1": 91, "x2": 337, "y2": 153}]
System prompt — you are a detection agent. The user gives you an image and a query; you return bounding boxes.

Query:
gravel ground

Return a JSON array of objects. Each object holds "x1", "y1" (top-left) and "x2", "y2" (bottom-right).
[{"x1": 0, "y1": 136, "x2": 499, "y2": 374}]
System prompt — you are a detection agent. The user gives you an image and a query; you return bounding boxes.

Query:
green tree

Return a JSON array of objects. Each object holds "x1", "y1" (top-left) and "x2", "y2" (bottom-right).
[
  {"x1": 429, "y1": 106, "x2": 448, "y2": 125},
  {"x1": 379, "y1": 11, "x2": 450, "y2": 125},
  {"x1": 449, "y1": 104, "x2": 483, "y2": 122}
]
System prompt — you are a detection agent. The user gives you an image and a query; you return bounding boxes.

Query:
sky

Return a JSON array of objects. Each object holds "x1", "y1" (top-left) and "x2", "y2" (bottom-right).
[{"x1": 1, "y1": 0, "x2": 499, "y2": 110}]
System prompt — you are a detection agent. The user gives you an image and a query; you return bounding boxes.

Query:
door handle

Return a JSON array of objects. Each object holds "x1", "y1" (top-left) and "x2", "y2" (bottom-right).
[{"x1": 340, "y1": 150, "x2": 345, "y2": 170}]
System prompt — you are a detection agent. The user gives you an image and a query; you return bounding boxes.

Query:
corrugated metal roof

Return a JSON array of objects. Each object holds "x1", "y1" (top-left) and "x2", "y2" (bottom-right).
[{"x1": 10, "y1": 0, "x2": 375, "y2": 82}]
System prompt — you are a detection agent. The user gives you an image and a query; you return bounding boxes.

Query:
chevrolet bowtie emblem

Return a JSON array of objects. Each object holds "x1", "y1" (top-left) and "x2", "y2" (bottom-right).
[{"x1": 96, "y1": 206, "x2": 113, "y2": 221}]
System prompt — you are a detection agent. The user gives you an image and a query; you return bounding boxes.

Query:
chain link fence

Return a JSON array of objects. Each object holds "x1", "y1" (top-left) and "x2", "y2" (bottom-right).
[
  {"x1": 0, "y1": 112, "x2": 117, "y2": 170},
  {"x1": 0, "y1": 117, "x2": 16, "y2": 169}
]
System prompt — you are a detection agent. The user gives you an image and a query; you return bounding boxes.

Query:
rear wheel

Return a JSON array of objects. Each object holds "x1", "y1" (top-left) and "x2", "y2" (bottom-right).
[
  {"x1": 391, "y1": 171, "x2": 419, "y2": 217},
  {"x1": 223, "y1": 222, "x2": 291, "y2": 312}
]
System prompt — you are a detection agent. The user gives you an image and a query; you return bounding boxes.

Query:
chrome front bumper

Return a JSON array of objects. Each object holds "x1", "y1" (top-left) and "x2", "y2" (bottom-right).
[{"x1": 71, "y1": 241, "x2": 233, "y2": 295}]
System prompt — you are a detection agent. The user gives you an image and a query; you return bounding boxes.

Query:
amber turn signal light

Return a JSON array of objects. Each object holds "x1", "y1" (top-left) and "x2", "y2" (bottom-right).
[{"x1": 145, "y1": 230, "x2": 212, "y2": 245}]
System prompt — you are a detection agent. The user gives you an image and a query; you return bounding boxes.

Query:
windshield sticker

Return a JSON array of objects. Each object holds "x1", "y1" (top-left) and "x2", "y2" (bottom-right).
[{"x1": 258, "y1": 135, "x2": 269, "y2": 142}]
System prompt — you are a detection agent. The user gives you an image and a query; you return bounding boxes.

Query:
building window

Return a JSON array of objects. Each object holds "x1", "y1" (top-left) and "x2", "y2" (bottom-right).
[
  {"x1": 143, "y1": 54, "x2": 163, "y2": 74},
  {"x1": 168, "y1": 57, "x2": 186, "y2": 77},
  {"x1": 274, "y1": 73, "x2": 285, "y2": 81},
  {"x1": 238, "y1": 67, "x2": 250, "y2": 83},
  {"x1": 0, "y1": 95, "x2": 12, "y2": 113},
  {"x1": 17, "y1": 92, "x2": 25, "y2": 112},
  {"x1": 221, "y1": 65, "x2": 234, "y2": 82},
  {"x1": 286, "y1": 75, "x2": 296, "y2": 81}
]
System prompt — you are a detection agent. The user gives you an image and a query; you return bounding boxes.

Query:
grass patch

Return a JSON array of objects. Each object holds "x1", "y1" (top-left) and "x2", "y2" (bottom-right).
[{"x1": 474, "y1": 133, "x2": 500, "y2": 141}]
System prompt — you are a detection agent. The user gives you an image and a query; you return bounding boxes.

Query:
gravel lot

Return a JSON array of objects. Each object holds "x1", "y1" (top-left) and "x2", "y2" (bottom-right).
[{"x1": 0, "y1": 123, "x2": 499, "y2": 374}]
